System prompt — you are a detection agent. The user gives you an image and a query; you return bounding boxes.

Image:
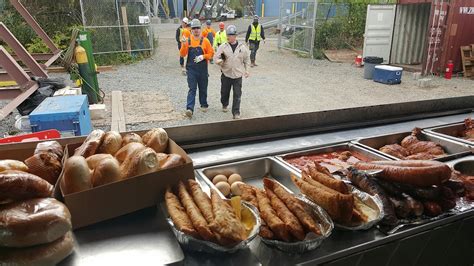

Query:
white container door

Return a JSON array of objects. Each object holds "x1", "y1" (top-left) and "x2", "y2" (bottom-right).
[{"x1": 363, "y1": 5, "x2": 396, "y2": 64}]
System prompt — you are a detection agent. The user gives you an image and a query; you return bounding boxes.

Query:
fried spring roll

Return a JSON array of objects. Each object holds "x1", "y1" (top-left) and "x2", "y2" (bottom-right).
[
  {"x1": 209, "y1": 190, "x2": 247, "y2": 246},
  {"x1": 291, "y1": 175, "x2": 353, "y2": 224},
  {"x1": 239, "y1": 183, "x2": 259, "y2": 208},
  {"x1": 165, "y1": 188, "x2": 200, "y2": 238},
  {"x1": 188, "y1": 179, "x2": 214, "y2": 224},
  {"x1": 263, "y1": 178, "x2": 321, "y2": 235},
  {"x1": 266, "y1": 188, "x2": 305, "y2": 241},
  {"x1": 306, "y1": 164, "x2": 349, "y2": 194},
  {"x1": 178, "y1": 181, "x2": 215, "y2": 241},
  {"x1": 259, "y1": 225, "x2": 275, "y2": 239},
  {"x1": 255, "y1": 189, "x2": 291, "y2": 241}
]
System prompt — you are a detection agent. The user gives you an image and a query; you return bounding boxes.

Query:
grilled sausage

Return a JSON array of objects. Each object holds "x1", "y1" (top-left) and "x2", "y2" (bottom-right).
[{"x1": 422, "y1": 201, "x2": 442, "y2": 217}]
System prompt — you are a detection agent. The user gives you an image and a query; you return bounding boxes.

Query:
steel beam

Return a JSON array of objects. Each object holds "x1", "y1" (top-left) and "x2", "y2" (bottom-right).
[
  {"x1": 11, "y1": 53, "x2": 55, "y2": 61},
  {"x1": 0, "y1": 23, "x2": 48, "y2": 77},
  {"x1": 0, "y1": 46, "x2": 32, "y2": 88},
  {"x1": 9, "y1": 0, "x2": 60, "y2": 54},
  {"x1": 0, "y1": 87, "x2": 22, "y2": 100}
]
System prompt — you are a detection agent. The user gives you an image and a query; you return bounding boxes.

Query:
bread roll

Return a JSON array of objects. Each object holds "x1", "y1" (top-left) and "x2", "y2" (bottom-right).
[
  {"x1": 97, "y1": 131, "x2": 122, "y2": 155},
  {"x1": 86, "y1": 154, "x2": 114, "y2": 169},
  {"x1": 63, "y1": 156, "x2": 92, "y2": 194},
  {"x1": 34, "y1": 140, "x2": 63, "y2": 158},
  {"x1": 0, "y1": 170, "x2": 53, "y2": 203},
  {"x1": 142, "y1": 128, "x2": 169, "y2": 153},
  {"x1": 0, "y1": 159, "x2": 29, "y2": 172},
  {"x1": 122, "y1": 133, "x2": 143, "y2": 146},
  {"x1": 161, "y1": 154, "x2": 186, "y2": 169},
  {"x1": 0, "y1": 231, "x2": 74, "y2": 265},
  {"x1": 114, "y1": 142, "x2": 146, "y2": 163},
  {"x1": 92, "y1": 157, "x2": 121, "y2": 187},
  {"x1": 74, "y1": 129, "x2": 105, "y2": 158},
  {"x1": 120, "y1": 148, "x2": 159, "y2": 179},
  {"x1": 0, "y1": 198, "x2": 71, "y2": 247},
  {"x1": 24, "y1": 152, "x2": 62, "y2": 185}
]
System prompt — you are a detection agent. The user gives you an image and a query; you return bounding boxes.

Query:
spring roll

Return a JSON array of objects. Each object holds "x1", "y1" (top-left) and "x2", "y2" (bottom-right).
[
  {"x1": 165, "y1": 187, "x2": 200, "y2": 238},
  {"x1": 306, "y1": 164, "x2": 349, "y2": 194},
  {"x1": 178, "y1": 181, "x2": 215, "y2": 241},
  {"x1": 188, "y1": 179, "x2": 214, "y2": 224},
  {"x1": 209, "y1": 190, "x2": 247, "y2": 246},
  {"x1": 255, "y1": 188, "x2": 291, "y2": 242},
  {"x1": 239, "y1": 183, "x2": 259, "y2": 208},
  {"x1": 266, "y1": 188, "x2": 305, "y2": 241},
  {"x1": 263, "y1": 178, "x2": 321, "y2": 235}
]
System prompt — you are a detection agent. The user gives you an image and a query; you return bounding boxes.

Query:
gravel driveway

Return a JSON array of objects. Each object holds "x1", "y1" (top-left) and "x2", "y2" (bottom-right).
[{"x1": 1, "y1": 18, "x2": 473, "y2": 135}]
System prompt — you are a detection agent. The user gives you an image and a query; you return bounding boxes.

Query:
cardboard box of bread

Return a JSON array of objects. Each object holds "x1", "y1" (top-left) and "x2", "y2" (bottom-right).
[
  {"x1": 0, "y1": 141, "x2": 74, "y2": 265},
  {"x1": 58, "y1": 128, "x2": 194, "y2": 229}
]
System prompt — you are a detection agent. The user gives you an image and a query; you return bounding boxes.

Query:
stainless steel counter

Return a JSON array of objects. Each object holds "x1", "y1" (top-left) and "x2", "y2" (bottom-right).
[{"x1": 61, "y1": 111, "x2": 474, "y2": 266}]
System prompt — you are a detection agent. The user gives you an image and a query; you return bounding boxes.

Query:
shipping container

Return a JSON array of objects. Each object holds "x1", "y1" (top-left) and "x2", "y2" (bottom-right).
[{"x1": 364, "y1": 0, "x2": 474, "y2": 75}]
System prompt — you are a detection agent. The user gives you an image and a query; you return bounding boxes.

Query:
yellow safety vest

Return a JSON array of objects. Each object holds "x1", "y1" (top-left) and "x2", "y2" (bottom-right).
[
  {"x1": 249, "y1": 24, "x2": 262, "y2": 41},
  {"x1": 213, "y1": 30, "x2": 227, "y2": 48},
  {"x1": 179, "y1": 28, "x2": 183, "y2": 38}
]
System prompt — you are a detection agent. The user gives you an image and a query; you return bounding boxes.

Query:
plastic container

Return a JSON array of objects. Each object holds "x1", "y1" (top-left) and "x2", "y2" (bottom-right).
[
  {"x1": 29, "y1": 95, "x2": 92, "y2": 136},
  {"x1": 363, "y1": 56, "x2": 383, "y2": 79},
  {"x1": 373, "y1": 65, "x2": 403, "y2": 85}
]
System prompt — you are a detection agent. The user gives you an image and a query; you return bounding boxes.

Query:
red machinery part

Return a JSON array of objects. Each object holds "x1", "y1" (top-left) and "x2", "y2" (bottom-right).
[{"x1": 445, "y1": 60, "x2": 454, "y2": 79}]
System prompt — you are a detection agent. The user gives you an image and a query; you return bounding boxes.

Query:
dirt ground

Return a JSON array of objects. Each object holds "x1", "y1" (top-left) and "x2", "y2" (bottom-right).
[{"x1": 1, "y1": 18, "x2": 473, "y2": 135}]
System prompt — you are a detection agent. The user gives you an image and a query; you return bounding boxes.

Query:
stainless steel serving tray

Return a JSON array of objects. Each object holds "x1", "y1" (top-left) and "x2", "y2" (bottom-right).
[
  {"x1": 354, "y1": 130, "x2": 472, "y2": 161},
  {"x1": 275, "y1": 142, "x2": 393, "y2": 173},
  {"x1": 195, "y1": 157, "x2": 301, "y2": 197},
  {"x1": 425, "y1": 122, "x2": 474, "y2": 147}
]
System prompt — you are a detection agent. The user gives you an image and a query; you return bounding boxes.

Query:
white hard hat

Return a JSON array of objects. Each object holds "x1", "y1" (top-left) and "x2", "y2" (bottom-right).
[{"x1": 182, "y1": 17, "x2": 189, "y2": 24}]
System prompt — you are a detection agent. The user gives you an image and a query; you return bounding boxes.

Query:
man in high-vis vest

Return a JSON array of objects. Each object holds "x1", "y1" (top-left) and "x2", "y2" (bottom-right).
[
  {"x1": 179, "y1": 19, "x2": 214, "y2": 118},
  {"x1": 213, "y1": 22, "x2": 228, "y2": 50},
  {"x1": 176, "y1": 17, "x2": 191, "y2": 75},
  {"x1": 202, "y1": 20, "x2": 216, "y2": 63},
  {"x1": 245, "y1": 15, "x2": 265, "y2": 67}
]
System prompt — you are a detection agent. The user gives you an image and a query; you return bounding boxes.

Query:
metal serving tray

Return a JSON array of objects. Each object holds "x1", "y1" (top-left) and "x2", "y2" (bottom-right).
[
  {"x1": 195, "y1": 157, "x2": 301, "y2": 197},
  {"x1": 425, "y1": 122, "x2": 474, "y2": 147},
  {"x1": 276, "y1": 142, "x2": 393, "y2": 173},
  {"x1": 354, "y1": 130, "x2": 472, "y2": 161}
]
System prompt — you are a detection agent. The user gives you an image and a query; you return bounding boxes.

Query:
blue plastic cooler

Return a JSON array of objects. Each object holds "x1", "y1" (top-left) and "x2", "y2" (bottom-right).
[
  {"x1": 29, "y1": 95, "x2": 92, "y2": 136},
  {"x1": 373, "y1": 65, "x2": 403, "y2": 85}
]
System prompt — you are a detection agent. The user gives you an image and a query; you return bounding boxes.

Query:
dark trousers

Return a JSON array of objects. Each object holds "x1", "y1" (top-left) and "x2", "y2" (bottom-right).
[
  {"x1": 178, "y1": 43, "x2": 184, "y2": 66},
  {"x1": 186, "y1": 69, "x2": 208, "y2": 111},
  {"x1": 220, "y1": 74, "x2": 242, "y2": 116},
  {"x1": 249, "y1": 40, "x2": 260, "y2": 61}
]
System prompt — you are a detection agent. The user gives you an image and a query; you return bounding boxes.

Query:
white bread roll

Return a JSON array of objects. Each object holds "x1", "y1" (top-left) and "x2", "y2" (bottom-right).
[
  {"x1": 0, "y1": 159, "x2": 29, "y2": 172},
  {"x1": 121, "y1": 132, "x2": 143, "y2": 147},
  {"x1": 97, "y1": 131, "x2": 122, "y2": 155},
  {"x1": 114, "y1": 142, "x2": 146, "y2": 163},
  {"x1": 86, "y1": 154, "x2": 114, "y2": 169},
  {"x1": 142, "y1": 128, "x2": 169, "y2": 153},
  {"x1": 0, "y1": 170, "x2": 53, "y2": 204},
  {"x1": 34, "y1": 140, "x2": 63, "y2": 159},
  {"x1": 92, "y1": 157, "x2": 121, "y2": 187},
  {"x1": 74, "y1": 129, "x2": 105, "y2": 158},
  {"x1": 156, "y1": 153, "x2": 169, "y2": 167},
  {"x1": 161, "y1": 154, "x2": 186, "y2": 169},
  {"x1": 120, "y1": 148, "x2": 159, "y2": 179},
  {"x1": 24, "y1": 152, "x2": 62, "y2": 185},
  {"x1": 62, "y1": 156, "x2": 92, "y2": 194},
  {"x1": 0, "y1": 198, "x2": 72, "y2": 247},
  {"x1": 0, "y1": 231, "x2": 74, "y2": 265}
]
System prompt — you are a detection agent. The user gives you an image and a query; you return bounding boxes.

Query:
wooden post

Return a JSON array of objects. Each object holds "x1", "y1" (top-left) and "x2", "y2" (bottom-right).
[{"x1": 121, "y1": 6, "x2": 132, "y2": 54}]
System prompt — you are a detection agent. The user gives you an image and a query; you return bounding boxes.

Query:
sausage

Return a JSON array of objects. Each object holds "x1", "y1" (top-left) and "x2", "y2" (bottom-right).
[
  {"x1": 443, "y1": 180, "x2": 465, "y2": 197},
  {"x1": 440, "y1": 186, "x2": 456, "y2": 200},
  {"x1": 355, "y1": 160, "x2": 451, "y2": 187},
  {"x1": 422, "y1": 201, "x2": 442, "y2": 217},
  {"x1": 389, "y1": 196, "x2": 410, "y2": 219},
  {"x1": 374, "y1": 178, "x2": 404, "y2": 196},
  {"x1": 438, "y1": 198, "x2": 456, "y2": 211},
  {"x1": 396, "y1": 183, "x2": 441, "y2": 200},
  {"x1": 403, "y1": 193, "x2": 424, "y2": 217},
  {"x1": 348, "y1": 168, "x2": 398, "y2": 226}
]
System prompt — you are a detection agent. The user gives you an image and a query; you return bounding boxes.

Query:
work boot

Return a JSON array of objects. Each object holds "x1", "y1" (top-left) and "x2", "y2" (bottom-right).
[
  {"x1": 181, "y1": 67, "x2": 187, "y2": 76},
  {"x1": 222, "y1": 106, "x2": 229, "y2": 112},
  {"x1": 200, "y1": 107, "x2": 208, "y2": 112},
  {"x1": 251, "y1": 60, "x2": 256, "y2": 67},
  {"x1": 253, "y1": 61, "x2": 258, "y2": 67},
  {"x1": 233, "y1": 114, "x2": 241, "y2": 120},
  {"x1": 185, "y1": 109, "x2": 193, "y2": 118}
]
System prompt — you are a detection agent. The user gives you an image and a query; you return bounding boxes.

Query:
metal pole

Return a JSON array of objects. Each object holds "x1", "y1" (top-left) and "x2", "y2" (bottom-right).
[
  {"x1": 310, "y1": 0, "x2": 318, "y2": 63},
  {"x1": 79, "y1": 0, "x2": 87, "y2": 26},
  {"x1": 278, "y1": 0, "x2": 283, "y2": 50},
  {"x1": 115, "y1": 0, "x2": 125, "y2": 52}
]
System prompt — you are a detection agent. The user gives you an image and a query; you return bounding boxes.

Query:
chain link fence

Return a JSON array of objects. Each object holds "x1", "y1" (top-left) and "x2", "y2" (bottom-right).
[{"x1": 79, "y1": 0, "x2": 153, "y2": 55}]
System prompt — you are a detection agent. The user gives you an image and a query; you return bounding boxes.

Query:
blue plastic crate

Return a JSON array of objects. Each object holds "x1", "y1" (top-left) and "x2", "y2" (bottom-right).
[
  {"x1": 373, "y1": 65, "x2": 403, "y2": 85},
  {"x1": 29, "y1": 95, "x2": 92, "y2": 136}
]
